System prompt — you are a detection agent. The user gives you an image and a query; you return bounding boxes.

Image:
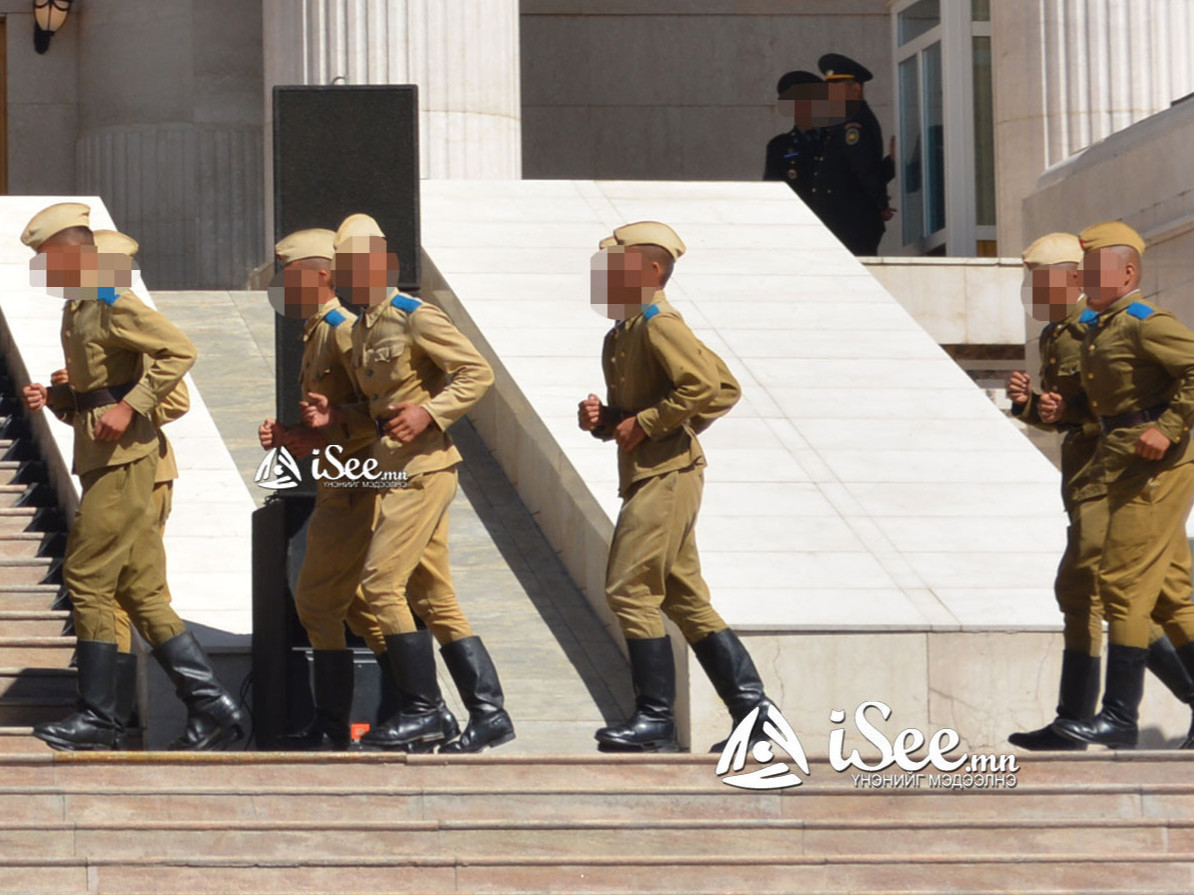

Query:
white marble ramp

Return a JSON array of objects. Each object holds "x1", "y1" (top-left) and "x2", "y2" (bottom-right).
[
  {"x1": 420, "y1": 180, "x2": 1066, "y2": 637},
  {"x1": 0, "y1": 196, "x2": 254, "y2": 645}
]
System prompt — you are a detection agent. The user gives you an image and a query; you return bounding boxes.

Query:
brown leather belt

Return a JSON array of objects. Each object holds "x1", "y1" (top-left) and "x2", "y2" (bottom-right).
[
  {"x1": 74, "y1": 383, "x2": 134, "y2": 412},
  {"x1": 1100, "y1": 403, "x2": 1169, "y2": 435}
]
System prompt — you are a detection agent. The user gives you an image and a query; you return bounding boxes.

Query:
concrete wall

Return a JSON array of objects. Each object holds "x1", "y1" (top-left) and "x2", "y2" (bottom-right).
[
  {"x1": 864, "y1": 257, "x2": 1025, "y2": 346},
  {"x1": 519, "y1": 0, "x2": 897, "y2": 249},
  {"x1": 2, "y1": 2, "x2": 78, "y2": 195},
  {"x1": 1022, "y1": 98, "x2": 1194, "y2": 324}
]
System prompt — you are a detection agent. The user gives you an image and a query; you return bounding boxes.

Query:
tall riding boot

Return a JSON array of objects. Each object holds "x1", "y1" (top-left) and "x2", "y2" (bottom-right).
[
  {"x1": 277, "y1": 650, "x2": 354, "y2": 751},
  {"x1": 152, "y1": 630, "x2": 247, "y2": 751},
  {"x1": 359, "y1": 632, "x2": 445, "y2": 751},
  {"x1": 1052, "y1": 644, "x2": 1147, "y2": 748},
  {"x1": 1165, "y1": 640, "x2": 1194, "y2": 749},
  {"x1": 33, "y1": 640, "x2": 119, "y2": 751},
  {"x1": 374, "y1": 651, "x2": 459, "y2": 742},
  {"x1": 112, "y1": 652, "x2": 140, "y2": 751},
  {"x1": 439, "y1": 636, "x2": 515, "y2": 753},
  {"x1": 1009, "y1": 650, "x2": 1100, "y2": 751},
  {"x1": 692, "y1": 628, "x2": 774, "y2": 752},
  {"x1": 596, "y1": 637, "x2": 678, "y2": 752}
]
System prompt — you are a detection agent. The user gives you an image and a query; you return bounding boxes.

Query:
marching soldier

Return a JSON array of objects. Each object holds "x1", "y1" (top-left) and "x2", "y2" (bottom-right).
[
  {"x1": 20, "y1": 203, "x2": 245, "y2": 752},
  {"x1": 41, "y1": 229, "x2": 192, "y2": 749},
  {"x1": 763, "y1": 70, "x2": 824, "y2": 206},
  {"x1": 1047, "y1": 222, "x2": 1194, "y2": 748},
  {"x1": 302, "y1": 214, "x2": 514, "y2": 753},
  {"x1": 578, "y1": 221, "x2": 780, "y2": 752},
  {"x1": 259, "y1": 228, "x2": 457, "y2": 750},
  {"x1": 809, "y1": 53, "x2": 895, "y2": 255},
  {"x1": 1006, "y1": 233, "x2": 1194, "y2": 750}
]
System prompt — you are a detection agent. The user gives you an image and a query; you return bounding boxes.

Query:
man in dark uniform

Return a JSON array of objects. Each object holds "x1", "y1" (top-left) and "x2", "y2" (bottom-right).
[
  {"x1": 763, "y1": 71, "x2": 824, "y2": 206},
  {"x1": 809, "y1": 53, "x2": 895, "y2": 255}
]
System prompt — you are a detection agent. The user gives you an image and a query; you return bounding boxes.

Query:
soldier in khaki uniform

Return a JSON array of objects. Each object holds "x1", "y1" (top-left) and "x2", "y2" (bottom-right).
[
  {"x1": 1047, "y1": 222, "x2": 1194, "y2": 748},
  {"x1": 302, "y1": 214, "x2": 513, "y2": 753},
  {"x1": 42, "y1": 229, "x2": 193, "y2": 749},
  {"x1": 19, "y1": 203, "x2": 245, "y2": 752},
  {"x1": 1006, "y1": 233, "x2": 1194, "y2": 750},
  {"x1": 259, "y1": 229, "x2": 456, "y2": 750},
  {"x1": 578, "y1": 221, "x2": 779, "y2": 752}
]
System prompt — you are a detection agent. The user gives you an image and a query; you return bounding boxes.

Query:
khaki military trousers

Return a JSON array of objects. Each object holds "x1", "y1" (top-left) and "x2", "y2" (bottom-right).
[
  {"x1": 1057, "y1": 494, "x2": 1170, "y2": 655},
  {"x1": 605, "y1": 465, "x2": 728, "y2": 643},
  {"x1": 114, "y1": 481, "x2": 174, "y2": 653},
  {"x1": 358, "y1": 467, "x2": 473, "y2": 645},
  {"x1": 294, "y1": 486, "x2": 387, "y2": 653},
  {"x1": 64, "y1": 452, "x2": 186, "y2": 646},
  {"x1": 1102, "y1": 463, "x2": 1194, "y2": 649}
]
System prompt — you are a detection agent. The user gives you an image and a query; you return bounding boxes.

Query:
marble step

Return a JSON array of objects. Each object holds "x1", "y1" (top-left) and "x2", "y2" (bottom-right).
[
  {"x1": 0, "y1": 610, "x2": 71, "y2": 639},
  {"x1": 0, "y1": 636, "x2": 76, "y2": 668}
]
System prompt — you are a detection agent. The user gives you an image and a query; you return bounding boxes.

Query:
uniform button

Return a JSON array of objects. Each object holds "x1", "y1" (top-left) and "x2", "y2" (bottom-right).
[
  {"x1": 1049, "y1": 358, "x2": 1057, "y2": 364},
  {"x1": 1087, "y1": 373, "x2": 1094, "y2": 379},
  {"x1": 1091, "y1": 401, "x2": 1099, "y2": 408}
]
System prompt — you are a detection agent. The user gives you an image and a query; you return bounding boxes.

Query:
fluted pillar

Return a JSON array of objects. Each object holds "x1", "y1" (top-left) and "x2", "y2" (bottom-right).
[
  {"x1": 994, "y1": 0, "x2": 1194, "y2": 252},
  {"x1": 263, "y1": 0, "x2": 521, "y2": 180},
  {"x1": 74, "y1": 0, "x2": 266, "y2": 290}
]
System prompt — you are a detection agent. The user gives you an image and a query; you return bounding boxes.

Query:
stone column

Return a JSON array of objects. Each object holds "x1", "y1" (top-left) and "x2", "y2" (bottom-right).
[
  {"x1": 262, "y1": 0, "x2": 521, "y2": 236},
  {"x1": 993, "y1": 0, "x2": 1194, "y2": 252},
  {"x1": 74, "y1": 0, "x2": 265, "y2": 290}
]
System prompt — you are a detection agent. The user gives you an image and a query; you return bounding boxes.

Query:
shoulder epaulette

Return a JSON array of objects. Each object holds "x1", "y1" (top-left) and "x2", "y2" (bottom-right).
[
  {"x1": 96, "y1": 287, "x2": 119, "y2": 307},
  {"x1": 1127, "y1": 301, "x2": 1155, "y2": 320},
  {"x1": 642, "y1": 304, "x2": 660, "y2": 321},
  {"x1": 1079, "y1": 309, "x2": 1098, "y2": 325},
  {"x1": 324, "y1": 308, "x2": 346, "y2": 327},
  {"x1": 391, "y1": 294, "x2": 422, "y2": 313}
]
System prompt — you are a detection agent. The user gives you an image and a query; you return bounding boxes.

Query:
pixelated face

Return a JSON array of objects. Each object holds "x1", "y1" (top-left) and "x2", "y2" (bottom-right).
[
  {"x1": 1023, "y1": 263, "x2": 1081, "y2": 323},
  {"x1": 267, "y1": 262, "x2": 330, "y2": 319},
  {"x1": 778, "y1": 82, "x2": 855, "y2": 129},
  {"x1": 30, "y1": 243, "x2": 100, "y2": 299},
  {"x1": 333, "y1": 235, "x2": 400, "y2": 307},
  {"x1": 823, "y1": 80, "x2": 861, "y2": 122},
  {"x1": 1081, "y1": 247, "x2": 1139, "y2": 310},
  {"x1": 591, "y1": 247, "x2": 660, "y2": 321}
]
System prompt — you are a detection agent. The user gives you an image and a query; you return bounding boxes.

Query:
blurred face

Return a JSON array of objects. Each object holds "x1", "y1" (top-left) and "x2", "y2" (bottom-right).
[
  {"x1": 591, "y1": 247, "x2": 664, "y2": 321},
  {"x1": 1023, "y1": 263, "x2": 1082, "y2": 323},
  {"x1": 1082, "y1": 247, "x2": 1139, "y2": 311},
  {"x1": 333, "y1": 235, "x2": 400, "y2": 307},
  {"x1": 30, "y1": 243, "x2": 97, "y2": 299},
  {"x1": 268, "y1": 261, "x2": 331, "y2": 319}
]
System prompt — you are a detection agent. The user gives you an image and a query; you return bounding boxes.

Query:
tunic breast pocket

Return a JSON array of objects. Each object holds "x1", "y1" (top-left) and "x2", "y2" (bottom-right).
[{"x1": 363, "y1": 339, "x2": 411, "y2": 384}]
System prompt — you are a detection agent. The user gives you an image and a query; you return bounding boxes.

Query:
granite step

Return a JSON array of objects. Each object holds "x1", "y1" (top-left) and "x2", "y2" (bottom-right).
[
  {"x1": 0, "y1": 610, "x2": 71, "y2": 638},
  {"x1": 0, "y1": 556, "x2": 58, "y2": 586},
  {"x1": 0, "y1": 586, "x2": 65, "y2": 611},
  {"x1": 0, "y1": 636, "x2": 76, "y2": 668}
]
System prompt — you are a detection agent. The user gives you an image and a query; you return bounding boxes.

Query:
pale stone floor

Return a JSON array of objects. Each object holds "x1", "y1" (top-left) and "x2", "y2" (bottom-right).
[{"x1": 152, "y1": 291, "x2": 633, "y2": 754}]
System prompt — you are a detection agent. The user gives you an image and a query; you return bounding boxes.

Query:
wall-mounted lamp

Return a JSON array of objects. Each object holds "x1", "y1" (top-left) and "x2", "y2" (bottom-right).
[{"x1": 33, "y1": 0, "x2": 73, "y2": 55}]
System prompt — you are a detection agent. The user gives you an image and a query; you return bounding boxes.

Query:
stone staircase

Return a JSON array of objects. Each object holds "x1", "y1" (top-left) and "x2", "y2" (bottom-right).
[
  {"x1": 0, "y1": 368, "x2": 74, "y2": 754},
  {"x1": 0, "y1": 751, "x2": 1192, "y2": 893}
]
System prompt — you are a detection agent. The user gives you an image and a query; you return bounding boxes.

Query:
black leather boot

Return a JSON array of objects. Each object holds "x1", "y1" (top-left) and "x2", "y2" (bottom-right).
[
  {"x1": 1052, "y1": 644, "x2": 1147, "y2": 748},
  {"x1": 277, "y1": 650, "x2": 354, "y2": 751},
  {"x1": 439, "y1": 636, "x2": 515, "y2": 753},
  {"x1": 1009, "y1": 650, "x2": 1100, "y2": 751},
  {"x1": 112, "y1": 652, "x2": 139, "y2": 751},
  {"x1": 1165, "y1": 640, "x2": 1194, "y2": 749},
  {"x1": 152, "y1": 630, "x2": 247, "y2": 751},
  {"x1": 596, "y1": 637, "x2": 679, "y2": 752},
  {"x1": 374, "y1": 651, "x2": 459, "y2": 743},
  {"x1": 33, "y1": 640, "x2": 119, "y2": 751},
  {"x1": 360, "y1": 632, "x2": 446, "y2": 751},
  {"x1": 692, "y1": 628, "x2": 774, "y2": 752}
]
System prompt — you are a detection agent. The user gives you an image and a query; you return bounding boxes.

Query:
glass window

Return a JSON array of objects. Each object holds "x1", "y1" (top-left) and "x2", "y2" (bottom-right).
[
  {"x1": 972, "y1": 0, "x2": 991, "y2": 22},
  {"x1": 923, "y1": 41, "x2": 946, "y2": 235},
  {"x1": 898, "y1": 0, "x2": 941, "y2": 46},
  {"x1": 972, "y1": 36, "x2": 996, "y2": 227},
  {"x1": 899, "y1": 56, "x2": 924, "y2": 244}
]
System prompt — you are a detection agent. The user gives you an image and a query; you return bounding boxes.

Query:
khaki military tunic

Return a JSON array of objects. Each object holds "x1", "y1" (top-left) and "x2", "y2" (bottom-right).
[
  {"x1": 1081, "y1": 291, "x2": 1194, "y2": 648},
  {"x1": 348, "y1": 291, "x2": 493, "y2": 643},
  {"x1": 595, "y1": 293, "x2": 740, "y2": 642},
  {"x1": 292, "y1": 299, "x2": 387, "y2": 654},
  {"x1": 58, "y1": 290, "x2": 195, "y2": 645}
]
